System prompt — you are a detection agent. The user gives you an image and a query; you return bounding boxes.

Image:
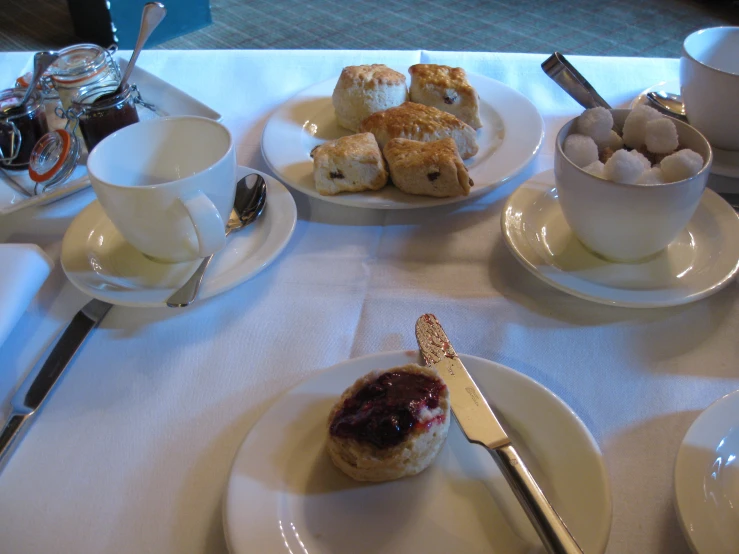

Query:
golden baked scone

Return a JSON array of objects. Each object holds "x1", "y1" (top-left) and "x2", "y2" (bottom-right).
[
  {"x1": 311, "y1": 133, "x2": 388, "y2": 196},
  {"x1": 409, "y1": 64, "x2": 482, "y2": 129},
  {"x1": 332, "y1": 64, "x2": 408, "y2": 132},
  {"x1": 359, "y1": 101, "x2": 479, "y2": 159},
  {"x1": 384, "y1": 138, "x2": 472, "y2": 198},
  {"x1": 327, "y1": 364, "x2": 450, "y2": 482}
]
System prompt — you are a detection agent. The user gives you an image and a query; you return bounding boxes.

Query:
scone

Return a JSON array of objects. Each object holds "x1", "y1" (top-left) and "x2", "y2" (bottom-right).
[
  {"x1": 311, "y1": 133, "x2": 388, "y2": 196},
  {"x1": 332, "y1": 64, "x2": 408, "y2": 132},
  {"x1": 359, "y1": 102, "x2": 479, "y2": 159},
  {"x1": 409, "y1": 64, "x2": 482, "y2": 129},
  {"x1": 384, "y1": 138, "x2": 472, "y2": 198},
  {"x1": 327, "y1": 364, "x2": 450, "y2": 482}
]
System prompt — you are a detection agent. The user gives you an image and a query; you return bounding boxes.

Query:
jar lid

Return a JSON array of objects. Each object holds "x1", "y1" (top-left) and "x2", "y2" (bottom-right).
[
  {"x1": 48, "y1": 44, "x2": 107, "y2": 83},
  {"x1": 28, "y1": 129, "x2": 81, "y2": 191},
  {"x1": 0, "y1": 87, "x2": 42, "y2": 116}
]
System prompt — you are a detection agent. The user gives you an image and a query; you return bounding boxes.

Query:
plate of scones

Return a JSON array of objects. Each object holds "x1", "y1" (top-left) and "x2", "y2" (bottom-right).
[{"x1": 261, "y1": 63, "x2": 544, "y2": 209}]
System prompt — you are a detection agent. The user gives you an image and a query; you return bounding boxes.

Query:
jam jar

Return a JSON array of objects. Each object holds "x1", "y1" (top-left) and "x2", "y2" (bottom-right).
[
  {"x1": 0, "y1": 88, "x2": 49, "y2": 170},
  {"x1": 69, "y1": 83, "x2": 141, "y2": 152},
  {"x1": 47, "y1": 43, "x2": 121, "y2": 112}
]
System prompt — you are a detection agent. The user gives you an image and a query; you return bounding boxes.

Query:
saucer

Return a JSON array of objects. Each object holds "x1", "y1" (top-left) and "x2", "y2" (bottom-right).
[
  {"x1": 61, "y1": 167, "x2": 297, "y2": 308},
  {"x1": 501, "y1": 172, "x2": 739, "y2": 308},
  {"x1": 675, "y1": 390, "x2": 739, "y2": 554},
  {"x1": 632, "y1": 80, "x2": 739, "y2": 179}
]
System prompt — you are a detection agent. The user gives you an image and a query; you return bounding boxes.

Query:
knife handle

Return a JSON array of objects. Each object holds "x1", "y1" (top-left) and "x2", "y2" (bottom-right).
[
  {"x1": 489, "y1": 444, "x2": 584, "y2": 554},
  {"x1": 0, "y1": 412, "x2": 30, "y2": 472}
]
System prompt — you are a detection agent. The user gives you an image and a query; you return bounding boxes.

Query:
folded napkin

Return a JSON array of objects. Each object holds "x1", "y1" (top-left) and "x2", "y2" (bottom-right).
[{"x1": 0, "y1": 244, "x2": 53, "y2": 348}]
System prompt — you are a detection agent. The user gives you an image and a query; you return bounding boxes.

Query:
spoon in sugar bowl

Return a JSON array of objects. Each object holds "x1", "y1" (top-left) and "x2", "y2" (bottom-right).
[{"x1": 166, "y1": 174, "x2": 268, "y2": 308}]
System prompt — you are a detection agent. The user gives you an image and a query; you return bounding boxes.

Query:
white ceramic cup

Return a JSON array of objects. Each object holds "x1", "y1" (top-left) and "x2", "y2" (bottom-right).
[
  {"x1": 87, "y1": 116, "x2": 236, "y2": 263},
  {"x1": 554, "y1": 109, "x2": 712, "y2": 262},
  {"x1": 680, "y1": 26, "x2": 739, "y2": 151}
]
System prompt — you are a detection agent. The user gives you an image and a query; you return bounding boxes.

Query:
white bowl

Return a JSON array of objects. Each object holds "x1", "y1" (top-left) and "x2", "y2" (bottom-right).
[{"x1": 554, "y1": 109, "x2": 712, "y2": 262}]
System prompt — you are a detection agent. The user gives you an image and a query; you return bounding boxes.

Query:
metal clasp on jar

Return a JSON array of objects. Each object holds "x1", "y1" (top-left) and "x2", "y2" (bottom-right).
[{"x1": 0, "y1": 121, "x2": 22, "y2": 164}]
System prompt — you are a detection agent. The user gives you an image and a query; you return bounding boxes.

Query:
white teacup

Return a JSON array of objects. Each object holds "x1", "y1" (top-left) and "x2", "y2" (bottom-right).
[
  {"x1": 680, "y1": 26, "x2": 739, "y2": 151},
  {"x1": 87, "y1": 116, "x2": 236, "y2": 263},
  {"x1": 555, "y1": 109, "x2": 712, "y2": 262}
]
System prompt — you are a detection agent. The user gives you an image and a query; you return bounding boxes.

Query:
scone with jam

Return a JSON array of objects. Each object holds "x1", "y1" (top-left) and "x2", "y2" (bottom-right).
[
  {"x1": 359, "y1": 102, "x2": 478, "y2": 159},
  {"x1": 332, "y1": 64, "x2": 409, "y2": 132},
  {"x1": 409, "y1": 64, "x2": 482, "y2": 129},
  {"x1": 327, "y1": 364, "x2": 450, "y2": 482},
  {"x1": 384, "y1": 138, "x2": 472, "y2": 198},
  {"x1": 311, "y1": 133, "x2": 388, "y2": 196}
]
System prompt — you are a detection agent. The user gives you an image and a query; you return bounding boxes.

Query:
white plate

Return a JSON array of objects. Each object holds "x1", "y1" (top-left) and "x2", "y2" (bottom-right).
[
  {"x1": 224, "y1": 350, "x2": 611, "y2": 554},
  {"x1": 631, "y1": 80, "x2": 739, "y2": 179},
  {"x1": 675, "y1": 389, "x2": 739, "y2": 554},
  {"x1": 0, "y1": 60, "x2": 221, "y2": 217},
  {"x1": 60, "y1": 167, "x2": 296, "y2": 308},
  {"x1": 501, "y1": 172, "x2": 739, "y2": 308},
  {"x1": 261, "y1": 72, "x2": 543, "y2": 209}
]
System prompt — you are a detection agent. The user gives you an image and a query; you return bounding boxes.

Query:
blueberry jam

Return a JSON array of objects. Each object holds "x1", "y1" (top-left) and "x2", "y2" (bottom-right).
[{"x1": 329, "y1": 371, "x2": 446, "y2": 449}]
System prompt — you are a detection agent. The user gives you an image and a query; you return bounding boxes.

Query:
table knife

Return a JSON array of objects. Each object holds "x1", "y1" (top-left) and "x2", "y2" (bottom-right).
[
  {"x1": 415, "y1": 314, "x2": 583, "y2": 554},
  {"x1": 0, "y1": 299, "x2": 112, "y2": 473}
]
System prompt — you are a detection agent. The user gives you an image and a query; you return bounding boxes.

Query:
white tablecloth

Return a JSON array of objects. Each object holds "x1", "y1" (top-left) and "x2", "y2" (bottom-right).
[{"x1": 0, "y1": 50, "x2": 736, "y2": 554}]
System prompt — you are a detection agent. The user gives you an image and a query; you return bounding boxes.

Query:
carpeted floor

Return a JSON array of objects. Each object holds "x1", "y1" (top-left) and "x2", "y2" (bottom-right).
[{"x1": 1, "y1": 0, "x2": 738, "y2": 56}]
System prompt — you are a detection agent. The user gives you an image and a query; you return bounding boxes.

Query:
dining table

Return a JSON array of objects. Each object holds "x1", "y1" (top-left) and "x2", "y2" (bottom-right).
[{"x1": 0, "y1": 48, "x2": 736, "y2": 554}]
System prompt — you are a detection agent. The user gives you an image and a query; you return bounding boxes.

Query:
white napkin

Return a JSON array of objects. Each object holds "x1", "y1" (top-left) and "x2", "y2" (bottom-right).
[{"x1": 0, "y1": 244, "x2": 53, "y2": 348}]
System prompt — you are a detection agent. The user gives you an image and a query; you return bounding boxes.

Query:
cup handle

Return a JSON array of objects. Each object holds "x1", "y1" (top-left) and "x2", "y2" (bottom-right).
[{"x1": 177, "y1": 190, "x2": 226, "y2": 258}]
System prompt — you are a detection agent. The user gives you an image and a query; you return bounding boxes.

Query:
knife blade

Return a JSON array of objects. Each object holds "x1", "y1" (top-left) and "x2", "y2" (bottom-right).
[
  {"x1": 0, "y1": 299, "x2": 112, "y2": 473},
  {"x1": 415, "y1": 314, "x2": 584, "y2": 554}
]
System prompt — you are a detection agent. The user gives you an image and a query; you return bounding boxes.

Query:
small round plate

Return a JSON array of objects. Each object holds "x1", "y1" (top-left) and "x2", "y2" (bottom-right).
[
  {"x1": 60, "y1": 166, "x2": 297, "y2": 307},
  {"x1": 675, "y1": 389, "x2": 739, "y2": 554},
  {"x1": 501, "y1": 173, "x2": 739, "y2": 308},
  {"x1": 261, "y1": 72, "x2": 543, "y2": 209},
  {"x1": 631, "y1": 80, "x2": 739, "y2": 179},
  {"x1": 224, "y1": 350, "x2": 611, "y2": 554}
]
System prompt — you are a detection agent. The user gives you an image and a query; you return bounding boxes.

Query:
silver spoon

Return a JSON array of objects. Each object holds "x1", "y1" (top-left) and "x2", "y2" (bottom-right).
[
  {"x1": 646, "y1": 91, "x2": 688, "y2": 122},
  {"x1": 166, "y1": 174, "x2": 268, "y2": 308},
  {"x1": 18, "y1": 51, "x2": 59, "y2": 108},
  {"x1": 116, "y1": 2, "x2": 167, "y2": 96}
]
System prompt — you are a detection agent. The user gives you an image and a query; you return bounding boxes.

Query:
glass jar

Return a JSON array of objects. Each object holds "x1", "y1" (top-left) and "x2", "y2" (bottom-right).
[
  {"x1": 48, "y1": 44, "x2": 121, "y2": 112},
  {"x1": 0, "y1": 88, "x2": 49, "y2": 170},
  {"x1": 70, "y1": 83, "x2": 141, "y2": 152}
]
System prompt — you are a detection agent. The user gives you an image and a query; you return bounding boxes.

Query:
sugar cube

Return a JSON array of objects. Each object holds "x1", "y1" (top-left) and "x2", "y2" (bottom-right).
[
  {"x1": 577, "y1": 107, "x2": 614, "y2": 144},
  {"x1": 604, "y1": 148, "x2": 644, "y2": 184},
  {"x1": 660, "y1": 149, "x2": 704, "y2": 182},
  {"x1": 582, "y1": 160, "x2": 606, "y2": 179},
  {"x1": 637, "y1": 167, "x2": 666, "y2": 184},
  {"x1": 644, "y1": 118, "x2": 679, "y2": 154},
  {"x1": 564, "y1": 133, "x2": 598, "y2": 168},
  {"x1": 622, "y1": 105, "x2": 662, "y2": 149}
]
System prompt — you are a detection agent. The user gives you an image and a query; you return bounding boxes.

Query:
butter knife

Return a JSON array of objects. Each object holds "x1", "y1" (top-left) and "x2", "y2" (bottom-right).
[
  {"x1": 0, "y1": 299, "x2": 112, "y2": 472},
  {"x1": 415, "y1": 314, "x2": 583, "y2": 554}
]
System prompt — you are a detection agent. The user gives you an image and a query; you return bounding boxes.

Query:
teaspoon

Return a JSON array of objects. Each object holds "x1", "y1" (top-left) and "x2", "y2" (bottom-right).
[
  {"x1": 646, "y1": 91, "x2": 688, "y2": 122},
  {"x1": 18, "y1": 51, "x2": 59, "y2": 108},
  {"x1": 166, "y1": 175, "x2": 268, "y2": 308},
  {"x1": 116, "y1": 2, "x2": 167, "y2": 96}
]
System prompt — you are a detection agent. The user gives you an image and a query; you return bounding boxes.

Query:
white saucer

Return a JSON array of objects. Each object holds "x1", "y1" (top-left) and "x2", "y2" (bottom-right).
[
  {"x1": 60, "y1": 167, "x2": 297, "y2": 308},
  {"x1": 632, "y1": 80, "x2": 739, "y2": 179},
  {"x1": 261, "y1": 72, "x2": 543, "y2": 209},
  {"x1": 224, "y1": 350, "x2": 611, "y2": 554},
  {"x1": 501, "y1": 172, "x2": 739, "y2": 308},
  {"x1": 675, "y1": 389, "x2": 739, "y2": 554}
]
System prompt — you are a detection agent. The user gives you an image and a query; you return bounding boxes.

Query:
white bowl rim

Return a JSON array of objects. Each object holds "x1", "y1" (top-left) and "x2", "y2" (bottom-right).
[
  {"x1": 556, "y1": 108, "x2": 713, "y2": 189},
  {"x1": 682, "y1": 26, "x2": 739, "y2": 78}
]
